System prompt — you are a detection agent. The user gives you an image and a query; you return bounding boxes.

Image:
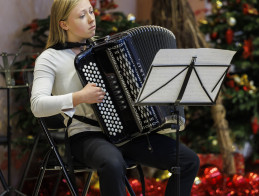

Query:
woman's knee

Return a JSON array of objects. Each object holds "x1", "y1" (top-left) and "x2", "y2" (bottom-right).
[
  {"x1": 99, "y1": 156, "x2": 126, "y2": 177},
  {"x1": 183, "y1": 149, "x2": 200, "y2": 175}
]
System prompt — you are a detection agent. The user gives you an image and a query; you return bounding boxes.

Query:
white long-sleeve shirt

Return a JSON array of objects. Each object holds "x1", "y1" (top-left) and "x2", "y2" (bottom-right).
[{"x1": 30, "y1": 48, "x2": 101, "y2": 137}]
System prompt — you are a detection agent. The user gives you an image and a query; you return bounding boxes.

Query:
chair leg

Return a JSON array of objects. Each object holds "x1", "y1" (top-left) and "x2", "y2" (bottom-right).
[
  {"x1": 125, "y1": 176, "x2": 136, "y2": 196},
  {"x1": 32, "y1": 149, "x2": 51, "y2": 196},
  {"x1": 19, "y1": 132, "x2": 41, "y2": 191},
  {"x1": 136, "y1": 164, "x2": 145, "y2": 196},
  {"x1": 81, "y1": 171, "x2": 93, "y2": 196}
]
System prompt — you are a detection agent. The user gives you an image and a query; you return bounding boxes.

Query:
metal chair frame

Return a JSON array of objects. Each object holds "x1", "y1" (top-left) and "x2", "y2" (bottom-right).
[{"x1": 32, "y1": 117, "x2": 144, "y2": 196}]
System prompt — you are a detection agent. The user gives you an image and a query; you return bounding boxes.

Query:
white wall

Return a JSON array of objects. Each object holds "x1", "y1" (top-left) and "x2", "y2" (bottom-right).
[
  {"x1": 0, "y1": 0, "x2": 53, "y2": 53},
  {"x1": 114, "y1": 0, "x2": 136, "y2": 16},
  {"x1": 0, "y1": 0, "x2": 136, "y2": 54}
]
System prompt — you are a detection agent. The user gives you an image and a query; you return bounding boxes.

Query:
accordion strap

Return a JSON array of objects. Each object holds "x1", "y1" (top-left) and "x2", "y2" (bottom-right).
[{"x1": 72, "y1": 115, "x2": 100, "y2": 127}]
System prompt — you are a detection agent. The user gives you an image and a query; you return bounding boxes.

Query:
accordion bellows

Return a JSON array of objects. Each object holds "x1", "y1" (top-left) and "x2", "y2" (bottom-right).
[{"x1": 74, "y1": 25, "x2": 185, "y2": 144}]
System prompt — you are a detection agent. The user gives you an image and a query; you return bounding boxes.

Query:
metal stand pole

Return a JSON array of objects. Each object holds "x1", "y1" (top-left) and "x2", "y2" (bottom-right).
[{"x1": 170, "y1": 107, "x2": 180, "y2": 196}]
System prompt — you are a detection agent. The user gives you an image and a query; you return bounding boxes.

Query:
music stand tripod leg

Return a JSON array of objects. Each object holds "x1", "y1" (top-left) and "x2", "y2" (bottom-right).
[{"x1": 170, "y1": 107, "x2": 180, "y2": 196}]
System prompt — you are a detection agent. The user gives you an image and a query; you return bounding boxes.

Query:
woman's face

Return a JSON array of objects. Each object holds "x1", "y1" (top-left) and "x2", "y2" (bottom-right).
[{"x1": 62, "y1": 0, "x2": 96, "y2": 42}]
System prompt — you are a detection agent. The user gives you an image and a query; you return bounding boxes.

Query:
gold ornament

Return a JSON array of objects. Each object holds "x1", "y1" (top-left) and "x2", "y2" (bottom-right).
[
  {"x1": 112, "y1": 26, "x2": 118, "y2": 32},
  {"x1": 228, "y1": 17, "x2": 236, "y2": 26},
  {"x1": 216, "y1": 0, "x2": 223, "y2": 9},
  {"x1": 127, "y1": 13, "x2": 136, "y2": 22},
  {"x1": 212, "y1": 139, "x2": 218, "y2": 146},
  {"x1": 158, "y1": 170, "x2": 171, "y2": 180},
  {"x1": 199, "y1": 19, "x2": 208, "y2": 25},
  {"x1": 194, "y1": 177, "x2": 201, "y2": 185}
]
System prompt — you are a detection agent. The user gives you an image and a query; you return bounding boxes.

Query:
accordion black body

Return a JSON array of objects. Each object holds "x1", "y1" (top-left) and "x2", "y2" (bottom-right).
[{"x1": 74, "y1": 25, "x2": 185, "y2": 144}]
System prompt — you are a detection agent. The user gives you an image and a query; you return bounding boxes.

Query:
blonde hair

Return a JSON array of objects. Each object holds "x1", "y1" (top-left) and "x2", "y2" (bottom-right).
[{"x1": 45, "y1": 0, "x2": 81, "y2": 49}]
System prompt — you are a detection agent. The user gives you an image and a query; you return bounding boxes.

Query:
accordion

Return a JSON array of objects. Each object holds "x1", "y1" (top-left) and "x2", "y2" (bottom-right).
[{"x1": 74, "y1": 25, "x2": 185, "y2": 145}]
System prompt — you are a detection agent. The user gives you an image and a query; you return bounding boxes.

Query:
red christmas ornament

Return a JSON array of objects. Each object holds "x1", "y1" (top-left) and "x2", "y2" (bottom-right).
[
  {"x1": 225, "y1": 28, "x2": 234, "y2": 45},
  {"x1": 247, "y1": 172, "x2": 259, "y2": 188},
  {"x1": 242, "y1": 39, "x2": 253, "y2": 59},
  {"x1": 203, "y1": 166, "x2": 223, "y2": 186},
  {"x1": 251, "y1": 116, "x2": 259, "y2": 134},
  {"x1": 232, "y1": 174, "x2": 250, "y2": 188},
  {"x1": 210, "y1": 32, "x2": 218, "y2": 40},
  {"x1": 128, "y1": 179, "x2": 142, "y2": 195}
]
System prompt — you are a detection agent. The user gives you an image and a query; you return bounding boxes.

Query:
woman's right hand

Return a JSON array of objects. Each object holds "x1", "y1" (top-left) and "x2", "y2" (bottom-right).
[{"x1": 73, "y1": 83, "x2": 106, "y2": 106}]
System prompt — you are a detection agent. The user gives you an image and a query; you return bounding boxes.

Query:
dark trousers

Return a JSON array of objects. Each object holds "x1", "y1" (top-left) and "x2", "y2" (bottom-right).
[{"x1": 70, "y1": 132, "x2": 200, "y2": 196}]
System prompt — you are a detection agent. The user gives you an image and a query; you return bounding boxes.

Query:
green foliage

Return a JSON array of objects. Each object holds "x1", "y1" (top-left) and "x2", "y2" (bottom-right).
[
  {"x1": 95, "y1": 12, "x2": 138, "y2": 37},
  {"x1": 182, "y1": 106, "x2": 220, "y2": 153},
  {"x1": 198, "y1": 0, "x2": 259, "y2": 160}
]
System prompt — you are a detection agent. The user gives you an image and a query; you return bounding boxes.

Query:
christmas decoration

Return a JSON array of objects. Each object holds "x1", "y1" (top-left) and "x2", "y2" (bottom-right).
[
  {"x1": 210, "y1": 32, "x2": 218, "y2": 40},
  {"x1": 198, "y1": 0, "x2": 259, "y2": 165},
  {"x1": 251, "y1": 116, "x2": 259, "y2": 135},
  {"x1": 227, "y1": 17, "x2": 236, "y2": 27},
  {"x1": 243, "y1": 3, "x2": 259, "y2": 15},
  {"x1": 191, "y1": 166, "x2": 259, "y2": 196},
  {"x1": 127, "y1": 13, "x2": 136, "y2": 22},
  {"x1": 198, "y1": 153, "x2": 245, "y2": 175},
  {"x1": 216, "y1": 0, "x2": 223, "y2": 9},
  {"x1": 225, "y1": 28, "x2": 234, "y2": 45},
  {"x1": 242, "y1": 39, "x2": 253, "y2": 59}
]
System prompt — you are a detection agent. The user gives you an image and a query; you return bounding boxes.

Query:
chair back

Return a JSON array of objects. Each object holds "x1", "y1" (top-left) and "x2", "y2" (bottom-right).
[{"x1": 23, "y1": 71, "x2": 67, "y2": 130}]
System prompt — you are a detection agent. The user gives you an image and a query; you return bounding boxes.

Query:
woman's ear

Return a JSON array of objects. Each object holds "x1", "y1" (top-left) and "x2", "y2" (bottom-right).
[{"x1": 59, "y1": 21, "x2": 69, "y2": 30}]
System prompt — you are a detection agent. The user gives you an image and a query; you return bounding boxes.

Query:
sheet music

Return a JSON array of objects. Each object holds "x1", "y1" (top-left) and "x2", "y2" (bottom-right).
[
  {"x1": 136, "y1": 48, "x2": 236, "y2": 105},
  {"x1": 152, "y1": 48, "x2": 236, "y2": 66}
]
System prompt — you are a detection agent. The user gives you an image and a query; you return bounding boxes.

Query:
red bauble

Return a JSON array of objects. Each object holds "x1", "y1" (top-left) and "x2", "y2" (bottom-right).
[
  {"x1": 247, "y1": 172, "x2": 259, "y2": 188},
  {"x1": 225, "y1": 28, "x2": 234, "y2": 45},
  {"x1": 251, "y1": 116, "x2": 259, "y2": 134},
  {"x1": 128, "y1": 179, "x2": 142, "y2": 194},
  {"x1": 210, "y1": 32, "x2": 218, "y2": 40},
  {"x1": 242, "y1": 39, "x2": 253, "y2": 59},
  {"x1": 232, "y1": 174, "x2": 249, "y2": 188},
  {"x1": 203, "y1": 166, "x2": 223, "y2": 186}
]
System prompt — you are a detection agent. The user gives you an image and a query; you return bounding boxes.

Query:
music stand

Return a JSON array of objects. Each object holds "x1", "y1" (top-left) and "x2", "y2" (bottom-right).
[
  {"x1": 135, "y1": 48, "x2": 236, "y2": 196},
  {"x1": 0, "y1": 51, "x2": 35, "y2": 196}
]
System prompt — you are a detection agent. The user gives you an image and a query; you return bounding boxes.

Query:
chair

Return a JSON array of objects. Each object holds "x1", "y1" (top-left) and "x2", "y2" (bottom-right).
[{"x1": 22, "y1": 71, "x2": 145, "y2": 196}]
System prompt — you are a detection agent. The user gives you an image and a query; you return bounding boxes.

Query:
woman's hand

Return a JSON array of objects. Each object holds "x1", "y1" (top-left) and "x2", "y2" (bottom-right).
[{"x1": 73, "y1": 83, "x2": 106, "y2": 106}]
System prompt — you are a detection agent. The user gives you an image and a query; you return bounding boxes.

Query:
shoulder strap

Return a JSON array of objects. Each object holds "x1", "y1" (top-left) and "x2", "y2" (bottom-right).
[{"x1": 73, "y1": 115, "x2": 100, "y2": 127}]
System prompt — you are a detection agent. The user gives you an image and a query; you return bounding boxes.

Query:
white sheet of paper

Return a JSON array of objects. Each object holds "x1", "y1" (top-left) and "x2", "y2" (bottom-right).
[{"x1": 136, "y1": 48, "x2": 236, "y2": 105}]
